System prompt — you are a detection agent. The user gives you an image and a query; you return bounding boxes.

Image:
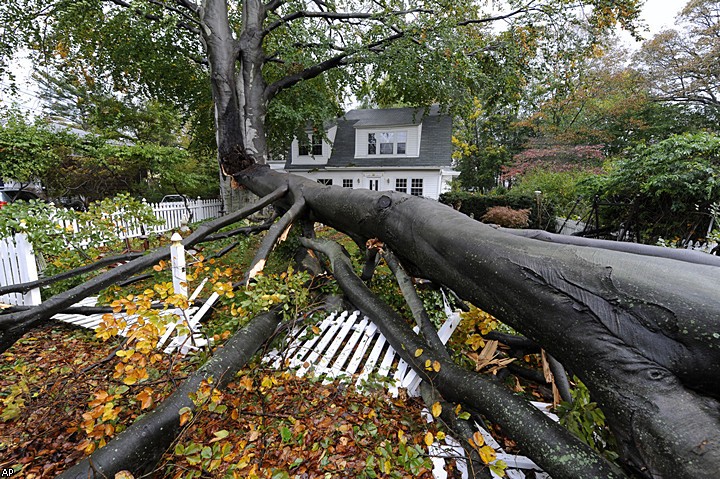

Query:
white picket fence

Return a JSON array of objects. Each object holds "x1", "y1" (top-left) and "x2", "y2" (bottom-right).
[
  {"x1": 53, "y1": 199, "x2": 223, "y2": 241},
  {"x1": 0, "y1": 199, "x2": 221, "y2": 306},
  {"x1": 148, "y1": 199, "x2": 222, "y2": 234},
  {"x1": 0, "y1": 233, "x2": 41, "y2": 306}
]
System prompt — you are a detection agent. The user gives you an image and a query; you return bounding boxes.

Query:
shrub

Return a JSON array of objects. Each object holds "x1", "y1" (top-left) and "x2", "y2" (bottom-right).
[
  {"x1": 480, "y1": 206, "x2": 530, "y2": 228},
  {"x1": 439, "y1": 191, "x2": 555, "y2": 231}
]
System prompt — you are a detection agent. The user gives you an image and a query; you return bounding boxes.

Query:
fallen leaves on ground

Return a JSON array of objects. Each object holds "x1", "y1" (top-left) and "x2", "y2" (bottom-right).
[{"x1": 0, "y1": 324, "x2": 453, "y2": 479}]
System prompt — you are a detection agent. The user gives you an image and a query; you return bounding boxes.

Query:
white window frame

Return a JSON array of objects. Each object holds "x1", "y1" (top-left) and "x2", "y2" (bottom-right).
[
  {"x1": 299, "y1": 133, "x2": 323, "y2": 156},
  {"x1": 411, "y1": 178, "x2": 423, "y2": 196},
  {"x1": 366, "y1": 130, "x2": 408, "y2": 156}
]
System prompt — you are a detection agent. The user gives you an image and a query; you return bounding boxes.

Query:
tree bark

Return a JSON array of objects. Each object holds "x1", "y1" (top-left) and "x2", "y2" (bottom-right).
[{"x1": 237, "y1": 165, "x2": 720, "y2": 478}]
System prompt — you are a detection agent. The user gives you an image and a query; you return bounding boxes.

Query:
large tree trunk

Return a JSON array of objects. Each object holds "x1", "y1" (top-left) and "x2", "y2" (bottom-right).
[
  {"x1": 235, "y1": 165, "x2": 720, "y2": 478},
  {"x1": 198, "y1": 0, "x2": 270, "y2": 211}
]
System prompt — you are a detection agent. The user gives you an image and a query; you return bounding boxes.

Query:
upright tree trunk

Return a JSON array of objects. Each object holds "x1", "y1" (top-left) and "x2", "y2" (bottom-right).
[{"x1": 200, "y1": 0, "x2": 270, "y2": 211}]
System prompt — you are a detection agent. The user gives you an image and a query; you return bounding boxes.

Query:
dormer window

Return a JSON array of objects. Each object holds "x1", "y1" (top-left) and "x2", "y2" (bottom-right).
[
  {"x1": 367, "y1": 131, "x2": 407, "y2": 155},
  {"x1": 299, "y1": 134, "x2": 323, "y2": 156}
]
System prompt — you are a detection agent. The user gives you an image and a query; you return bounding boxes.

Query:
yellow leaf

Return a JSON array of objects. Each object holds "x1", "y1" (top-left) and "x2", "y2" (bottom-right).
[
  {"x1": 414, "y1": 348, "x2": 424, "y2": 357},
  {"x1": 436, "y1": 431, "x2": 446, "y2": 441},
  {"x1": 472, "y1": 431, "x2": 485, "y2": 448},
  {"x1": 115, "y1": 471, "x2": 135, "y2": 479},
  {"x1": 238, "y1": 376, "x2": 253, "y2": 391},
  {"x1": 179, "y1": 406, "x2": 193, "y2": 426},
  {"x1": 397, "y1": 429, "x2": 406, "y2": 444},
  {"x1": 424, "y1": 359, "x2": 432, "y2": 370},
  {"x1": 432, "y1": 361, "x2": 441, "y2": 372},
  {"x1": 431, "y1": 402, "x2": 442, "y2": 418},
  {"x1": 424, "y1": 432, "x2": 434, "y2": 446},
  {"x1": 478, "y1": 445, "x2": 497, "y2": 464}
]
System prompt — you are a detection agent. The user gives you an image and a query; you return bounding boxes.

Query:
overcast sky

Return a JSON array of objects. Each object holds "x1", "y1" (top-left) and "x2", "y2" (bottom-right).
[
  {"x1": 624, "y1": 0, "x2": 687, "y2": 45},
  {"x1": 0, "y1": 0, "x2": 691, "y2": 116}
]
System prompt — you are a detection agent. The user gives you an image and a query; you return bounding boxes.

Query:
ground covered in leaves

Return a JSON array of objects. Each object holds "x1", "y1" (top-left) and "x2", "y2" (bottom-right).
[{"x1": 0, "y1": 322, "x2": 449, "y2": 478}]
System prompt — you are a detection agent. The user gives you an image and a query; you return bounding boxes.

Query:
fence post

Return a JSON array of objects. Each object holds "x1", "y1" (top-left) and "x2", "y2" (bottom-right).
[
  {"x1": 170, "y1": 232, "x2": 188, "y2": 298},
  {"x1": 15, "y1": 233, "x2": 41, "y2": 306}
]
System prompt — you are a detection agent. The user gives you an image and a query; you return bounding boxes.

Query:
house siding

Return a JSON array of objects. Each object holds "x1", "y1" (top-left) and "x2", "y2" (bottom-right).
[
  {"x1": 353, "y1": 124, "x2": 422, "y2": 158},
  {"x1": 290, "y1": 169, "x2": 448, "y2": 200},
  {"x1": 283, "y1": 107, "x2": 458, "y2": 200},
  {"x1": 290, "y1": 126, "x2": 337, "y2": 166}
]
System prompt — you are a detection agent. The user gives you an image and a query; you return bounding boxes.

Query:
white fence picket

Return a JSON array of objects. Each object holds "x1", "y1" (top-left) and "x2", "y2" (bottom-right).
[
  {"x1": 147, "y1": 199, "x2": 223, "y2": 234},
  {"x1": 0, "y1": 233, "x2": 41, "y2": 306}
]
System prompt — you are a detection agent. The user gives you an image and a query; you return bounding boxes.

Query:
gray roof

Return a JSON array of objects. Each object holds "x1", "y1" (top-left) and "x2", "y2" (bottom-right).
[{"x1": 285, "y1": 106, "x2": 453, "y2": 170}]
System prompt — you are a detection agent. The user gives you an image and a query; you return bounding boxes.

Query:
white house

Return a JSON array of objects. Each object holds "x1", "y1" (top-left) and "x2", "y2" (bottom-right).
[{"x1": 273, "y1": 106, "x2": 458, "y2": 200}]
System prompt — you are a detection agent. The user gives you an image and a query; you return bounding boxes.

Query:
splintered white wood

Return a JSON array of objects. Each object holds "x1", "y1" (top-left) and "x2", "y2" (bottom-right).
[
  {"x1": 188, "y1": 291, "x2": 219, "y2": 327},
  {"x1": 472, "y1": 423, "x2": 532, "y2": 479},
  {"x1": 437, "y1": 311, "x2": 461, "y2": 343},
  {"x1": 295, "y1": 312, "x2": 346, "y2": 377},
  {"x1": 444, "y1": 435, "x2": 470, "y2": 479},
  {"x1": 388, "y1": 325, "x2": 421, "y2": 396},
  {"x1": 376, "y1": 344, "x2": 396, "y2": 379},
  {"x1": 189, "y1": 277, "x2": 209, "y2": 301},
  {"x1": 427, "y1": 441, "x2": 450, "y2": 479},
  {"x1": 344, "y1": 321, "x2": 377, "y2": 376},
  {"x1": 531, "y1": 401, "x2": 559, "y2": 422},
  {"x1": 70, "y1": 315, "x2": 104, "y2": 329},
  {"x1": 496, "y1": 453, "x2": 542, "y2": 471}
]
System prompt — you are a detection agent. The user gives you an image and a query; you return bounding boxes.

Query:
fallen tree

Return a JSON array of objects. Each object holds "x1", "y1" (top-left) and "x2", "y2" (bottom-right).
[
  {"x1": 3, "y1": 0, "x2": 715, "y2": 476},
  {"x1": 231, "y1": 165, "x2": 720, "y2": 478},
  {"x1": 3, "y1": 167, "x2": 718, "y2": 477}
]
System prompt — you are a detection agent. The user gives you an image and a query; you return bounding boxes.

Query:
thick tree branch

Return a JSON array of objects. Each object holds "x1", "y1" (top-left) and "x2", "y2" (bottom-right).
[
  {"x1": 201, "y1": 213, "x2": 278, "y2": 242},
  {"x1": 264, "y1": 8, "x2": 434, "y2": 35},
  {"x1": 264, "y1": 32, "x2": 403, "y2": 100},
  {"x1": 236, "y1": 168, "x2": 720, "y2": 477},
  {"x1": 382, "y1": 249, "x2": 449, "y2": 360},
  {"x1": 496, "y1": 226, "x2": 720, "y2": 267},
  {"x1": 104, "y1": 0, "x2": 201, "y2": 34},
  {"x1": 242, "y1": 198, "x2": 306, "y2": 284},
  {"x1": 0, "y1": 251, "x2": 143, "y2": 296},
  {"x1": 419, "y1": 382, "x2": 491, "y2": 479},
  {"x1": 174, "y1": 0, "x2": 199, "y2": 15}
]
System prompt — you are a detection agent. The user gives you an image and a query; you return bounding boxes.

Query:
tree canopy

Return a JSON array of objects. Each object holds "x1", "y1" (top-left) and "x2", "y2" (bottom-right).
[{"x1": 636, "y1": 0, "x2": 720, "y2": 112}]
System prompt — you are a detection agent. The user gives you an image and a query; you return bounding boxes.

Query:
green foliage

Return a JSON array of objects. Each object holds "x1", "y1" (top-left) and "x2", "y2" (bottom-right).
[
  {"x1": 508, "y1": 167, "x2": 597, "y2": 218},
  {"x1": 581, "y1": 132, "x2": 720, "y2": 242},
  {"x1": 0, "y1": 193, "x2": 160, "y2": 255},
  {"x1": 0, "y1": 110, "x2": 68, "y2": 183},
  {"x1": 214, "y1": 266, "x2": 312, "y2": 336},
  {"x1": 0, "y1": 112, "x2": 218, "y2": 202},
  {"x1": 439, "y1": 191, "x2": 555, "y2": 230},
  {"x1": 557, "y1": 379, "x2": 618, "y2": 462}
]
